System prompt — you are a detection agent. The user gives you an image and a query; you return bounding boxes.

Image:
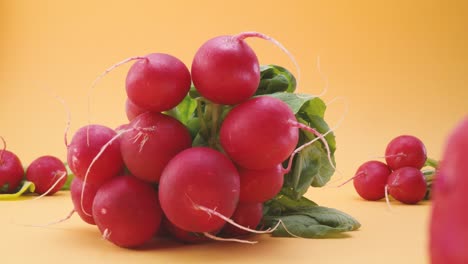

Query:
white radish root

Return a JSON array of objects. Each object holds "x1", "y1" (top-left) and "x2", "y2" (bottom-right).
[
  {"x1": 26, "y1": 209, "x2": 75, "y2": 228},
  {"x1": 235, "y1": 31, "x2": 301, "y2": 91},
  {"x1": 31, "y1": 171, "x2": 68, "y2": 201},
  {"x1": 86, "y1": 56, "x2": 148, "y2": 146},
  {"x1": 0, "y1": 136, "x2": 6, "y2": 164}
]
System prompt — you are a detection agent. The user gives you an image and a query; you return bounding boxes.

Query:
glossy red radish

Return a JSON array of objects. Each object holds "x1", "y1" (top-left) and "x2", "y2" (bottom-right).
[
  {"x1": 352, "y1": 161, "x2": 392, "y2": 201},
  {"x1": 159, "y1": 147, "x2": 240, "y2": 233},
  {"x1": 221, "y1": 202, "x2": 263, "y2": 237},
  {"x1": 67, "y1": 125, "x2": 124, "y2": 186},
  {"x1": 120, "y1": 112, "x2": 191, "y2": 182},
  {"x1": 385, "y1": 135, "x2": 427, "y2": 170},
  {"x1": 26, "y1": 155, "x2": 67, "y2": 195},
  {"x1": 220, "y1": 96, "x2": 332, "y2": 170},
  {"x1": 238, "y1": 164, "x2": 284, "y2": 203},
  {"x1": 126, "y1": 53, "x2": 191, "y2": 112},
  {"x1": 93, "y1": 175, "x2": 162, "y2": 248},
  {"x1": 386, "y1": 167, "x2": 426, "y2": 204},
  {"x1": 0, "y1": 138, "x2": 24, "y2": 193},
  {"x1": 192, "y1": 32, "x2": 298, "y2": 105},
  {"x1": 70, "y1": 178, "x2": 99, "y2": 225},
  {"x1": 430, "y1": 117, "x2": 468, "y2": 264}
]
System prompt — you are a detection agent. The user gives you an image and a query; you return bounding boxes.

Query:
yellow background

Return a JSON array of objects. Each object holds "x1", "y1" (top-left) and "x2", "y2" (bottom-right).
[{"x1": 1, "y1": 1, "x2": 467, "y2": 263}]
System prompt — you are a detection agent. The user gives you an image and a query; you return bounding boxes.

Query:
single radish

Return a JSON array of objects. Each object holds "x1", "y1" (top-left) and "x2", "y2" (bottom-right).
[
  {"x1": 238, "y1": 164, "x2": 284, "y2": 203},
  {"x1": 0, "y1": 138, "x2": 24, "y2": 193},
  {"x1": 221, "y1": 202, "x2": 263, "y2": 237},
  {"x1": 25, "y1": 155, "x2": 67, "y2": 195},
  {"x1": 385, "y1": 135, "x2": 427, "y2": 170},
  {"x1": 430, "y1": 117, "x2": 468, "y2": 264},
  {"x1": 93, "y1": 175, "x2": 162, "y2": 248},
  {"x1": 70, "y1": 178, "x2": 98, "y2": 225},
  {"x1": 125, "y1": 98, "x2": 147, "y2": 121},
  {"x1": 220, "y1": 96, "x2": 331, "y2": 170},
  {"x1": 386, "y1": 167, "x2": 427, "y2": 204},
  {"x1": 126, "y1": 53, "x2": 191, "y2": 112},
  {"x1": 192, "y1": 32, "x2": 298, "y2": 105},
  {"x1": 67, "y1": 124, "x2": 124, "y2": 186},
  {"x1": 352, "y1": 161, "x2": 392, "y2": 201},
  {"x1": 191, "y1": 34, "x2": 260, "y2": 105},
  {"x1": 120, "y1": 112, "x2": 191, "y2": 182},
  {"x1": 159, "y1": 147, "x2": 240, "y2": 233}
]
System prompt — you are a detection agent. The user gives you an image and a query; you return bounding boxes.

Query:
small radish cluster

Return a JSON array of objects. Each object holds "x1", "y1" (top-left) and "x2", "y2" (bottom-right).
[
  {"x1": 352, "y1": 135, "x2": 436, "y2": 205},
  {"x1": 67, "y1": 32, "x2": 338, "y2": 248},
  {"x1": 0, "y1": 137, "x2": 68, "y2": 198}
]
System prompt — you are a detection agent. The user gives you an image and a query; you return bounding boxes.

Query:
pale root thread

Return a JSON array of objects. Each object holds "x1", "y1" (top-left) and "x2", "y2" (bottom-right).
[
  {"x1": 53, "y1": 95, "x2": 72, "y2": 148},
  {"x1": 31, "y1": 171, "x2": 68, "y2": 200},
  {"x1": 0, "y1": 136, "x2": 6, "y2": 164},
  {"x1": 385, "y1": 185, "x2": 393, "y2": 211},
  {"x1": 203, "y1": 232, "x2": 257, "y2": 244},
  {"x1": 102, "y1": 228, "x2": 112, "y2": 240},
  {"x1": 284, "y1": 120, "x2": 336, "y2": 174},
  {"x1": 26, "y1": 209, "x2": 75, "y2": 228},
  {"x1": 234, "y1": 31, "x2": 301, "y2": 91},
  {"x1": 336, "y1": 171, "x2": 365, "y2": 188},
  {"x1": 86, "y1": 56, "x2": 147, "y2": 147}
]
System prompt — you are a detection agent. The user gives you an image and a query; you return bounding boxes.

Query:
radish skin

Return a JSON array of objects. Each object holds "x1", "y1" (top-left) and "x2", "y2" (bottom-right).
[
  {"x1": 430, "y1": 117, "x2": 468, "y2": 264},
  {"x1": 0, "y1": 139, "x2": 24, "y2": 194}
]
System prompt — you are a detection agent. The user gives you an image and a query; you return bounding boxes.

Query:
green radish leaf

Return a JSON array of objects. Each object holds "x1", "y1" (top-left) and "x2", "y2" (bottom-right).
[
  {"x1": 0, "y1": 181, "x2": 35, "y2": 201},
  {"x1": 60, "y1": 164, "x2": 75, "y2": 191},
  {"x1": 267, "y1": 93, "x2": 315, "y2": 114},
  {"x1": 256, "y1": 65, "x2": 297, "y2": 95},
  {"x1": 188, "y1": 85, "x2": 201, "y2": 99},
  {"x1": 262, "y1": 205, "x2": 360, "y2": 238},
  {"x1": 281, "y1": 98, "x2": 336, "y2": 199},
  {"x1": 0, "y1": 183, "x2": 9, "y2": 193},
  {"x1": 166, "y1": 95, "x2": 198, "y2": 126}
]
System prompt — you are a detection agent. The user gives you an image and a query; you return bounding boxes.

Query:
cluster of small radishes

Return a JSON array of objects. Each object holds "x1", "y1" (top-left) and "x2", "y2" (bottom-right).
[
  {"x1": 0, "y1": 138, "x2": 68, "y2": 197},
  {"x1": 352, "y1": 135, "x2": 435, "y2": 205},
  {"x1": 67, "y1": 32, "x2": 313, "y2": 247}
]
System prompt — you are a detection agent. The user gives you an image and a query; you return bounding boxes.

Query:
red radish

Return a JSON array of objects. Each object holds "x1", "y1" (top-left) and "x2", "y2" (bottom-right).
[
  {"x1": 192, "y1": 32, "x2": 298, "y2": 105},
  {"x1": 126, "y1": 53, "x2": 191, "y2": 112},
  {"x1": 385, "y1": 135, "x2": 427, "y2": 170},
  {"x1": 125, "y1": 98, "x2": 147, "y2": 121},
  {"x1": 238, "y1": 164, "x2": 284, "y2": 203},
  {"x1": 26, "y1": 155, "x2": 67, "y2": 195},
  {"x1": 352, "y1": 161, "x2": 392, "y2": 201},
  {"x1": 92, "y1": 175, "x2": 162, "y2": 248},
  {"x1": 67, "y1": 124, "x2": 124, "y2": 186},
  {"x1": 430, "y1": 117, "x2": 468, "y2": 264},
  {"x1": 191, "y1": 35, "x2": 260, "y2": 105},
  {"x1": 386, "y1": 167, "x2": 426, "y2": 204},
  {"x1": 221, "y1": 202, "x2": 263, "y2": 237},
  {"x1": 0, "y1": 137, "x2": 24, "y2": 193},
  {"x1": 220, "y1": 96, "x2": 299, "y2": 170},
  {"x1": 70, "y1": 178, "x2": 98, "y2": 225},
  {"x1": 159, "y1": 147, "x2": 240, "y2": 233},
  {"x1": 120, "y1": 112, "x2": 191, "y2": 182}
]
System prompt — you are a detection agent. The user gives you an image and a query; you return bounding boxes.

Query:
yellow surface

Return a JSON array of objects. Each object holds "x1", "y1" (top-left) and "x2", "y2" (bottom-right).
[{"x1": 0, "y1": 0, "x2": 467, "y2": 263}]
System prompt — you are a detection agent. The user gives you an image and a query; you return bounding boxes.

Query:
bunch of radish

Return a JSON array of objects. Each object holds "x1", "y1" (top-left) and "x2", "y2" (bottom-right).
[
  {"x1": 66, "y1": 32, "x2": 360, "y2": 248},
  {"x1": 352, "y1": 135, "x2": 438, "y2": 205},
  {"x1": 0, "y1": 137, "x2": 70, "y2": 199}
]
